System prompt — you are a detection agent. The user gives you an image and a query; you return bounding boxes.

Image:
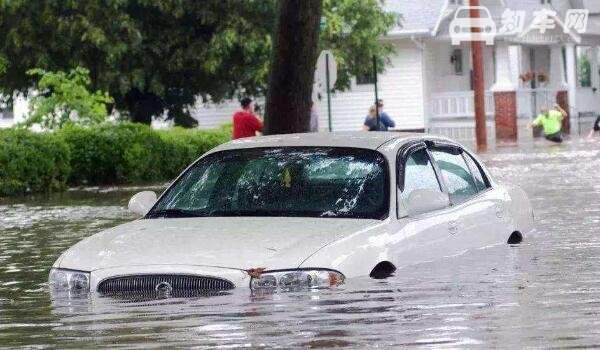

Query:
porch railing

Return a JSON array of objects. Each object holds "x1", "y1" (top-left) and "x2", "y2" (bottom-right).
[
  {"x1": 431, "y1": 91, "x2": 495, "y2": 120},
  {"x1": 516, "y1": 88, "x2": 561, "y2": 120}
]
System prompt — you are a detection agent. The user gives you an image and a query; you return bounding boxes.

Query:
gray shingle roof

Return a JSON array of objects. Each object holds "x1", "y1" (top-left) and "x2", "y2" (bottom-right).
[
  {"x1": 384, "y1": 0, "x2": 448, "y2": 35},
  {"x1": 385, "y1": 0, "x2": 600, "y2": 37}
]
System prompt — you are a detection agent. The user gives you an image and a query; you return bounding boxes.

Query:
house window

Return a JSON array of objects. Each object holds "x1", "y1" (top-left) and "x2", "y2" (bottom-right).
[
  {"x1": 577, "y1": 46, "x2": 592, "y2": 87},
  {"x1": 450, "y1": 0, "x2": 464, "y2": 4},
  {"x1": 541, "y1": 0, "x2": 552, "y2": 4},
  {"x1": 356, "y1": 72, "x2": 376, "y2": 85},
  {"x1": 451, "y1": 49, "x2": 463, "y2": 75}
]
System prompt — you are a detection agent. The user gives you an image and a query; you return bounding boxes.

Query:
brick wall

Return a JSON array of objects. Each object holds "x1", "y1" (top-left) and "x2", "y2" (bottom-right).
[{"x1": 494, "y1": 91, "x2": 517, "y2": 142}]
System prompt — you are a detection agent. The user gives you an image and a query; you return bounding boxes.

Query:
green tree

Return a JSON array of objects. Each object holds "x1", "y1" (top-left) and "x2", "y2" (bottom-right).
[
  {"x1": 24, "y1": 67, "x2": 113, "y2": 130},
  {"x1": 0, "y1": 0, "x2": 394, "y2": 127}
]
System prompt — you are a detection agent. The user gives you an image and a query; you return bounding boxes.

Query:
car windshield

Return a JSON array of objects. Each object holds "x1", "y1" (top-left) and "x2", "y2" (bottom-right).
[{"x1": 148, "y1": 147, "x2": 389, "y2": 220}]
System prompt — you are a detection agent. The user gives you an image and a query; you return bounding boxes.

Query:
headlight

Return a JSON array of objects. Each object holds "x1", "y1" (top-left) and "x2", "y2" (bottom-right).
[
  {"x1": 48, "y1": 268, "x2": 90, "y2": 292},
  {"x1": 250, "y1": 269, "x2": 345, "y2": 290}
]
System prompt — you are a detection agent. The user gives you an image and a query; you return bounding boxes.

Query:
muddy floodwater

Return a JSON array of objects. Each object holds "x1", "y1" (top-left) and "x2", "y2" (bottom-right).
[{"x1": 1, "y1": 138, "x2": 599, "y2": 348}]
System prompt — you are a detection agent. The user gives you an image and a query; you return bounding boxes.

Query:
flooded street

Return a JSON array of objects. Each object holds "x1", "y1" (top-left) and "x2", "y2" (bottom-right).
[{"x1": 1, "y1": 138, "x2": 599, "y2": 349}]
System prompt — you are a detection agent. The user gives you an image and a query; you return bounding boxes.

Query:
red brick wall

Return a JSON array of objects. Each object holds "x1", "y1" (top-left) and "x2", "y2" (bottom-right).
[
  {"x1": 494, "y1": 91, "x2": 517, "y2": 142},
  {"x1": 556, "y1": 91, "x2": 569, "y2": 134}
]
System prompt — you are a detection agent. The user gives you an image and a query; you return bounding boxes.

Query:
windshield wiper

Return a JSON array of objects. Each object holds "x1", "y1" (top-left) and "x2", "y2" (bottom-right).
[{"x1": 146, "y1": 208, "x2": 202, "y2": 219}]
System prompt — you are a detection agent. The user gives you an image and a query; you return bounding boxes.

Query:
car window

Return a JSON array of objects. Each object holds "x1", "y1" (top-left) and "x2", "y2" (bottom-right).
[
  {"x1": 463, "y1": 153, "x2": 489, "y2": 191},
  {"x1": 401, "y1": 148, "x2": 442, "y2": 201},
  {"x1": 149, "y1": 147, "x2": 389, "y2": 220},
  {"x1": 430, "y1": 149, "x2": 478, "y2": 204}
]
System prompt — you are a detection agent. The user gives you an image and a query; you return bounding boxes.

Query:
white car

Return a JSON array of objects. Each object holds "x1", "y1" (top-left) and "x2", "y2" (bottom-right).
[
  {"x1": 49, "y1": 132, "x2": 534, "y2": 296},
  {"x1": 450, "y1": 6, "x2": 497, "y2": 45}
]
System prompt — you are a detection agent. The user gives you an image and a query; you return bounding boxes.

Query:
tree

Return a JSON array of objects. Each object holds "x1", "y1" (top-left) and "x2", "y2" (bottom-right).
[
  {"x1": 320, "y1": 0, "x2": 396, "y2": 90},
  {"x1": 24, "y1": 67, "x2": 113, "y2": 130},
  {"x1": 264, "y1": 0, "x2": 323, "y2": 135},
  {"x1": 0, "y1": 1, "x2": 394, "y2": 127}
]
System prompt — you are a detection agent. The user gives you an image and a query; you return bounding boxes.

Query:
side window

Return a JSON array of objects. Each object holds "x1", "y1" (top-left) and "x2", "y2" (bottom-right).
[
  {"x1": 430, "y1": 149, "x2": 478, "y2": 204},
  {"x1": 401, "y1": 148, "x2": 442, "y2": 200},
  {"x1": 463, "y1": 153, "x2": 489, "y2": 191}
]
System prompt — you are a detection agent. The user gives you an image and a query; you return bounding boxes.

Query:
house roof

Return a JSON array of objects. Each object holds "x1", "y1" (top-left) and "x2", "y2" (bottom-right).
[
  {"x1": 384, "y1": 0, "x2": 449, "y2": 37},
  {"x1": 386, "y1": 0, "x2": 600, "y2": 38}
]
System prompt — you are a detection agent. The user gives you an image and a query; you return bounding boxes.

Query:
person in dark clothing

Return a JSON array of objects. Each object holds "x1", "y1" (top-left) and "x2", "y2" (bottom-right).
[
  {"x1": 363, "y1": 100, "x2": 395, "y2": 131},
  {"x1": 588, "y1": 115, "x2": 600, "y2": 138}
]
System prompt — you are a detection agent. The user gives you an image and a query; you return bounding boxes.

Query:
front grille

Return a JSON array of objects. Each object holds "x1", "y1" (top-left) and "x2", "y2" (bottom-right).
[{"x1": 97, "y1": 274, "x2": 235, "y2": 296}]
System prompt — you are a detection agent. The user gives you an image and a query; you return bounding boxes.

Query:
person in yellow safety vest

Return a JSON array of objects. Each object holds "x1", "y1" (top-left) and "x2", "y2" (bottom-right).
[{"x1": 531, "y1": 104, "x2": 568, "y2": 143}]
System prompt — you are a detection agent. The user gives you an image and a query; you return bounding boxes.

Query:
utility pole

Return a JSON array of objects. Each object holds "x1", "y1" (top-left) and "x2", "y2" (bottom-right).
[
  {"x1": 373, "y1": 55, "x2": 380, "y2": 130},
  {"x1": 470, "y1": 0, "x2": 487, "y2": 152}
]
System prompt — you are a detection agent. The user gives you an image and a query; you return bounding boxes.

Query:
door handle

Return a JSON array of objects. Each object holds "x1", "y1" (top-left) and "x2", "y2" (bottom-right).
[{"x1": 448, "y1": 220, "x2": 459, "y2": 235}]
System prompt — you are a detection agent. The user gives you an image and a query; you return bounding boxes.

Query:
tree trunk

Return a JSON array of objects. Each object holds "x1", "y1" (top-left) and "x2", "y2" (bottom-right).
[{"x1": 264, "y1": 0, "x2": 322, "y2": 135}]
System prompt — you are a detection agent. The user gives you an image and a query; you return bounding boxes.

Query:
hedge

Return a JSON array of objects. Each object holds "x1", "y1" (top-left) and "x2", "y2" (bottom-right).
[
  {"x1": 0, "y1": 123, "x2": 231, "y2": 196},
  {"x1": 0, "y1": 129, "x2": 70, "y2": 196}
]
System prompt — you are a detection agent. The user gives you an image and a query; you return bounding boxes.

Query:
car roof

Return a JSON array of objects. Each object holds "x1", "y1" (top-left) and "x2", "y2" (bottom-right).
[{"x1": 212, "y1": 132, "x2": 425, "y2": 152}]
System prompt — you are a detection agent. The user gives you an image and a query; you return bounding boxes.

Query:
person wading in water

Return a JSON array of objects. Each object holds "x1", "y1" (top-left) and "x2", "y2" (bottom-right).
[{"x1": 530, "y1": 104, "x2": 568, "y2": 143}]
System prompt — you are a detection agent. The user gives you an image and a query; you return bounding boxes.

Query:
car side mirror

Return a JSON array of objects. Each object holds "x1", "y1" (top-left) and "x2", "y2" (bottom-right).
[
  {"x1": 128, "y1": 191, "x2": 157, "y2": 216},
  {"x1": 405, "y1": 189, "x2": 450, "y2": 216}
]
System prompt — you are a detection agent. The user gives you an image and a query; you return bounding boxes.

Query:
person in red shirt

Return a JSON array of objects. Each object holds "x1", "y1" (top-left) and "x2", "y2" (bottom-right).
[{"x1": 232, "y1": 97, "x2": 263, "y2": 139}]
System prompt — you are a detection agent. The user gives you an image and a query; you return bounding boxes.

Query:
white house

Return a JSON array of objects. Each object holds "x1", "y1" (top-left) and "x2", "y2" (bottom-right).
[
  {"x1": 186, "y1": 0, "x2": 600, "y2": 142},
  {"x1": 3, "y1": 0, "x2": 600, "y2": 141}
]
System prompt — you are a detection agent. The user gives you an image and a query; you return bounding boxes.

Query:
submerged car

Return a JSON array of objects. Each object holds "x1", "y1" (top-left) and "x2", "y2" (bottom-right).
[{"x1": 49, "y1": 132, "x2": 534, "y2": 296}]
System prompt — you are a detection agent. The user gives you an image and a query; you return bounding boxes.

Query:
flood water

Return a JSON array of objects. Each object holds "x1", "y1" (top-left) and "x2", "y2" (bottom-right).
[{"x1": 1, "y1": 138, "x2": 599, "y2": 348}]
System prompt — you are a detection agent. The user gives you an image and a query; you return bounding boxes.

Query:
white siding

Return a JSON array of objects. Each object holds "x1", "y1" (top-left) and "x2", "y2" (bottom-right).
[
  {"x1": 316, "y1": 40, "x2": 425, "y2": 131},
  {"x1": 190, "y1": 40, "x2": 427, "y2": 131}
]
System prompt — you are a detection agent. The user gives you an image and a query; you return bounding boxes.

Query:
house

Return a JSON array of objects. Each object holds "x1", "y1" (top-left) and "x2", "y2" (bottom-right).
[
  {"x1": 188, "y1": 0, "x2": 600, "y2": 142},
  {"x1": 3, "y1": 0, "x2": 600, "y2": 141}
]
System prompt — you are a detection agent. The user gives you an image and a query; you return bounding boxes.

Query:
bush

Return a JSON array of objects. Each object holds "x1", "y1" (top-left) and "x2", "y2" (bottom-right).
[
  {"x1": 0, "y1": 129, "x2": 70, "y2": 196},
  {"x1": 156, "y1": 125, "x2": 231, "y2": 178},
  {"x1": 58, "y1": 123, "x2": 230, "y2": 186},
  {"x1": 0, "y1": 123, "x2": 230, "y2": 195}
]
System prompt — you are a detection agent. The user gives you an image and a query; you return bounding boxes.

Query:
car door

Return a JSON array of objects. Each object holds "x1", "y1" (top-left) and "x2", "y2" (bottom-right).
[
  {"x1": 429, "y1": 145, "x2": 506, "y2": 250},
  {"x1": 393, "y1": 143, "x2": 463, "y2": 266}
]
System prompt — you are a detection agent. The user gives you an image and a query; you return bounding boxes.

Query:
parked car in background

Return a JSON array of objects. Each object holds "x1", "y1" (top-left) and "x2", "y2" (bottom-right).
[{"x1": 49, "y1": 132, "x2": 534, "y2": 297}]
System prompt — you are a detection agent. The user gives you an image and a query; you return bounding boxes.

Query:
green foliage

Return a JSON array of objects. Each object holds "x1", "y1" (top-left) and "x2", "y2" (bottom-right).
[
  {"x1": 0, "y1": 129, "x2": 70, "y2": 196},
  {"x1": 57, "y1": 123, "x2": 230, "y2": 185},
  {"x1": 578, "y1": 54, "x2": 591, "y2": 88},
  {"x1": 0, "y1": 0, "x2": 394, "y2": 125},
  {"x1": 0, "y1": 124, "x2": 230, "y2": 196},
  {"x1": 24, "y1": 67, "x2": 113, "y2": 130},
  {"x1": 321, "y1": 0, "x2": 396, "y2": 90}
]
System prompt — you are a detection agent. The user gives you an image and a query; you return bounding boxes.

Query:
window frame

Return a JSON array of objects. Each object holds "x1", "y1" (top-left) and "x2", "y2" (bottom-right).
[
  {"x1": 427, "y1": 141, "x2": 492, "y2": 205},
  {"x1": 147, "y1": 146, "x2": 392, "y2": 221},
  {"x1": 461, "y1": 151, "x2": 491, "y2": 192},
  {"x1": 396, "y1": 139, "x2": 495, "y2": 218},
  {"x1": 396, "y1": 140, "x2": 446, "y2": 218}
]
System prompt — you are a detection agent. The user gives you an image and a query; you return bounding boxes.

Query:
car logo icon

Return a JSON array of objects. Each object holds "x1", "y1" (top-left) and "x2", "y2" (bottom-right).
[
  {"x1": 155, "y1": 281, "x2": 173, "y2": 293},
  {"x1": 450, "y1": 6, "x2": 497, "y2": 45}
]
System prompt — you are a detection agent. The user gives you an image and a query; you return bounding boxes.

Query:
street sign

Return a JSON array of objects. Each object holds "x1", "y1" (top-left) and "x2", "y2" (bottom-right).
[{"x1": 315, "y1": 50, "x2": 337, "y2": 88}]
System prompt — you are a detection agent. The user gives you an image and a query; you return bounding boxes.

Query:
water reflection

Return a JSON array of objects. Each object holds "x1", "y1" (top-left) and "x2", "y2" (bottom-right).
[{"x1": 1, "y1": 139, "x2": 600, "y2": 348}]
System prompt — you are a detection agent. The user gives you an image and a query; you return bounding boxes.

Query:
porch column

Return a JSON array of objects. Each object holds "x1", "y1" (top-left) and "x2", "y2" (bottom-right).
[
  {"x1": 549, "y1": 45, "x2": 570, "y2": 134},
  {"x1": 565, "y1": 44, "x2": 577, "y2": 134},
  {"x1": 491, "y1": 43, "x2": 519, "y2": 142}
]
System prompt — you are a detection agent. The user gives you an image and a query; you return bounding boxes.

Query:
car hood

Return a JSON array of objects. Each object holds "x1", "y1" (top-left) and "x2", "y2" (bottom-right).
[{"x1": 57, "y1": 217, "x2": 382, "y2": 272}]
